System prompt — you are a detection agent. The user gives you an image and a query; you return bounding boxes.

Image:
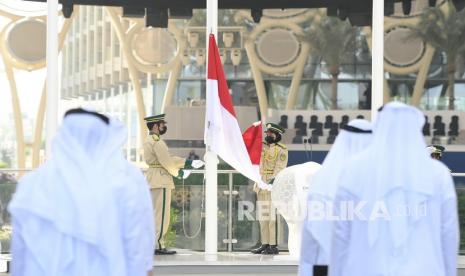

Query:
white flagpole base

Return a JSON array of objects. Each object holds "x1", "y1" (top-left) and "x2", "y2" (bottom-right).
[{"x1": 204, "y1": 150, "x2": 218, "y2": 255}]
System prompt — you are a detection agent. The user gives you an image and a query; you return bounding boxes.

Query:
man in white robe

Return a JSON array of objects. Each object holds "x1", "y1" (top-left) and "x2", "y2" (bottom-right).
[
  {"x1": 8, "y1": 108, "x2": 155, "y2": 276},
  {"x1": 330, "y1": 102, "x2": 458, "y2": 276},
  {"x1": 299, "y1": 119, "x2": 373, "y2": 276}
]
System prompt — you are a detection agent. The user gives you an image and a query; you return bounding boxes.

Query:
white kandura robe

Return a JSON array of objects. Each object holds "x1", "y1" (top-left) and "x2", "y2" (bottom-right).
[
  {"x1": 330, "y1": 102, "x2": 459, "y2": 276},
  {"x1": 8, "y1": 114, "x2": 155, "y2": 276},
  {"x1": 299, "y1": 119, "x2": 373, "y2": 276}
]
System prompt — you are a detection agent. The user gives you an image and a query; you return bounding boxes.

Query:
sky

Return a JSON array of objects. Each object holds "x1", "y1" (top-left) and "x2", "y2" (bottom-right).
[{"x1": 0, "y1": 58, "x2": 46, "y2": 121}]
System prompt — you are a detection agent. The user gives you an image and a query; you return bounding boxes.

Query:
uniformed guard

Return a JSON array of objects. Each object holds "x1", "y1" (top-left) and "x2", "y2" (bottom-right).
[
  {"x1": 143, "y1": 114, "x2": 203, "y2": 255},
  {"x1": 427, "y1": 145, "x2": 445, "y2": 160},
  {"x1": 251, "y1": 123, "x2": 288, "y2": 255}
]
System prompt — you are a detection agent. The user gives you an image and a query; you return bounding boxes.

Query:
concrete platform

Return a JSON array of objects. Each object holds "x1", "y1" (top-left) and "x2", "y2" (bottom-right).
[
  {"x1": 3, "y1": 251, "x2": 465, "y2": 275},
  {"x1": 154, "y1": 249, "x2": 297, "y2": 275},
  {"x1": 154, "y1": 250, "x2": 465, "y2": 275}
]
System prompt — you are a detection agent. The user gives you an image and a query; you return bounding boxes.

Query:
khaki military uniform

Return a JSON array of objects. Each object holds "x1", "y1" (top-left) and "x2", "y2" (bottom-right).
[
  {"x1": 256, "y1": 142, "x2": 288, "y2": 246},
  {"x1": 143, "y1": 134, "x2": 186, "y2": 250}
]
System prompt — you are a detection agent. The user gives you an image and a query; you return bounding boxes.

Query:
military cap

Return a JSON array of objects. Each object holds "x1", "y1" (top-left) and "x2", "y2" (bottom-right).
[
  {"x1": 144, "y1": 113, "x2": 166, "y2": 123},
  {"x1": 265, "y1": 123, "x2": 285, "y2": 134},
  {"x1": 427, "y1": 145, "x2": 445, "y2": 155}
]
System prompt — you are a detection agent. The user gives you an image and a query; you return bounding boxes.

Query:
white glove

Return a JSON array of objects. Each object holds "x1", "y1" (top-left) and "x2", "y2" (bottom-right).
[
  {"x1": 182, "y1": 170, "x2": 192, "y2": 179},
  {"x1": 253, "y1": 183, "x2": 259, "y2": 193},
  {"x1": 192, "y1": 159, "x2": 205, "y2": 169}
]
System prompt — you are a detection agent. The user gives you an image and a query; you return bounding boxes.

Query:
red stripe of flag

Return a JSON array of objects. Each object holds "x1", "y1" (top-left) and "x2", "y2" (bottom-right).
[
  {"x1": 242, "y1": 123, "x2": 263, "y2": 165},
  {"x1": 207, "y1": 34, "x2": 236, "y2": 117}
]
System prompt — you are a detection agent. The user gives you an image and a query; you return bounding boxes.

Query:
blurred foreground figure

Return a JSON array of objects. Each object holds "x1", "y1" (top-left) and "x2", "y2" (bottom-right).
[
  {"x1": 299, "y1": 119, "x2": 372, "y2": 276},
  {"x1": 331, "y1": 102, "x2": 458, "y2": 276},
  {"x1": 9, "y1": 108, "x2": 155, "y2": 276}
]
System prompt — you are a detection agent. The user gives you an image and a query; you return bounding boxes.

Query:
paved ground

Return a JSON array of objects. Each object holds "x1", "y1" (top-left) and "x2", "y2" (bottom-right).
[
  {"x1": 3, "y1": 273, "x2": 465, "y2": 276},
  {"x1": 3, "y1": 270, "x2": 465, "y2": 275},
  {"x1": 3, "y1": 250, "x2": 465, "y2": 276}
]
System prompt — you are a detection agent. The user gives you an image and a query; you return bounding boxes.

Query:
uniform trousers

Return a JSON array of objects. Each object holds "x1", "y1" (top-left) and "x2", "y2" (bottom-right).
[
  {"x1": 257, "y1": 189, "x2": 278, "y2": 245},
  {"x1": 151, "y1": 188, "x2": 171, "y2": 250}
]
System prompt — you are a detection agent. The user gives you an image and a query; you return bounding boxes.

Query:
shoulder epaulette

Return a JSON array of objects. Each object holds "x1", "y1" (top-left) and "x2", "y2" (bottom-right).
[{"x1": 277, "y1": 142, "x2": 286, "y2": 149}]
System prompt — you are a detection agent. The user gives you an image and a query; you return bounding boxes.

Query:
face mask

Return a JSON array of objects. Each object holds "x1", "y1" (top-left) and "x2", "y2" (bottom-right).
[
  {"x1": 265, "y1": 136, "x2": 275, "y2": 144},
  {"x1": 159, "y1": 126, "x2": 167, "y2": 135},
  {"x1": 431, "y1": 153, "x2": 441, "y2": 160}
]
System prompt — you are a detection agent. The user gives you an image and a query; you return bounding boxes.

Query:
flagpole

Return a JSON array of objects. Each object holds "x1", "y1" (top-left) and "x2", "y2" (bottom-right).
[
  {"x1": 46, "y1": 0, "x2": 59, "y2": 158},
  {"x1": 205, "y1": 0, "x2": 218, "y2": 256},
  {"x1": 371, "y1": 0, "x2": 384, "y2": 121}
]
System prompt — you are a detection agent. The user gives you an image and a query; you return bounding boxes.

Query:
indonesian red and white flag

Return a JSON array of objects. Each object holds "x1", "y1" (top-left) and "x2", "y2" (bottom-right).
[
  {"x1": 205, "y1": 34, "x2": 269, "y2": 190},
  {"x1": 242, "y1": 122, "x2": 263, "y2": 175}
]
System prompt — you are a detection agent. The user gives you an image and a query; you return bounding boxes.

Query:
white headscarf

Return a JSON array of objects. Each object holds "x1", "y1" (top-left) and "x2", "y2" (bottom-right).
[
  {"x1": 9, "y1": 111, "x2": 151, "y2": 275},
  {"x1": 310, "y1": 119, "x2": 372, "y2": 198},
  {"x1": 339, "y1": 102, "x2": 435, "y2": 248},
  {"x1": 306, "y1": 119, "x2": 373, "y2": 259}
]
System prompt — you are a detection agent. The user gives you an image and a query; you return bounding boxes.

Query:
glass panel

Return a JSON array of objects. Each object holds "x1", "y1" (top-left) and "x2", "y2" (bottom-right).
[
  {"x1": 171, "y1": 182, "x2": 205, "y2": 250},
  {"x1": 231, "y1": 174, "x2": 290, "y2": 251},
  {"x1": 229, "y1": 81, "x2": 259, "y2": 107},
  {"x1": 170, "y1": 171, "x2": 230, "y2": 251},
  {"x1": 454, "y1": 176, "x2": 465, "y2": 254},
  {"x1": 0, "y1": 171, "x2": 19, "y2": 253},
  {"x1": 170, "y1": 169, "x2": 293, "y2": 252},
  {"x1": 266, "y1": 80, "x2": 291, "y2": 110},
  {"x1": 173, "y1": 80, "x2": 205, "y2": 107},
  {"x1": 232, "y1": 176, "x2": 259, "y2": 251}
]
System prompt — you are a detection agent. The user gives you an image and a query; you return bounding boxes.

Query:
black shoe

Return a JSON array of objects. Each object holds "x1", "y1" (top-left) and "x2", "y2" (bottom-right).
[
  {"x1": 155, "y1": 248, "x2": 177, "y2": 255},
  {"x1": 251, "y1": 244, "x2": 269, "y2": 254},
  {"x1": 262, "y1": 245, "x2": 279, "y2": 255}
]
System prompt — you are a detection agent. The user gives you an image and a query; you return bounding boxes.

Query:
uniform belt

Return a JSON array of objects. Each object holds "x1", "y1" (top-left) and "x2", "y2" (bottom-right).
[
  {"x1": 263, "y1": 170, "x2": 274, "y2": 173},
  {"x1": 148, "y1": 164, "x2": 163, "y2": 168}
]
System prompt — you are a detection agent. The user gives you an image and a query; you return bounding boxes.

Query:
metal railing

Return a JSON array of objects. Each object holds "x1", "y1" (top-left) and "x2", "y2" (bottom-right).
[
  {"x1": 179, "y1": 169, "x2": 247, "y2": 252},
  {"x1": 3, "y1": 168, "x2": 465, "y2": 175}
]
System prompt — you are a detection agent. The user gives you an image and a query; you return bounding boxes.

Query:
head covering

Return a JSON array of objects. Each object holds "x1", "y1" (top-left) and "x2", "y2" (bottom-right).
[
  {"x1": 305, "y1": 119, "x2": 373, "y2": 261},
  {"x1": 339, "y1": 102, "x2": 440, "y2": 249},
  {"x1": 144, "y1": 113, "x2": 166, "y2": 123},
  {"x1": 64, "y1": 107, "x2": 110, "y2": 124},
  {"x1": 311, "y1": 119, "x2": 372, "y2": 198},
  {"x1": 265, "y1": 123, "x2": 285, "y2": 134},
  {"x1": 9, "y1": 110, "x2": 152, "y2": 275},
  {"x1": 427, "y1": 145, "x2": 445, "y2": 156}
]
